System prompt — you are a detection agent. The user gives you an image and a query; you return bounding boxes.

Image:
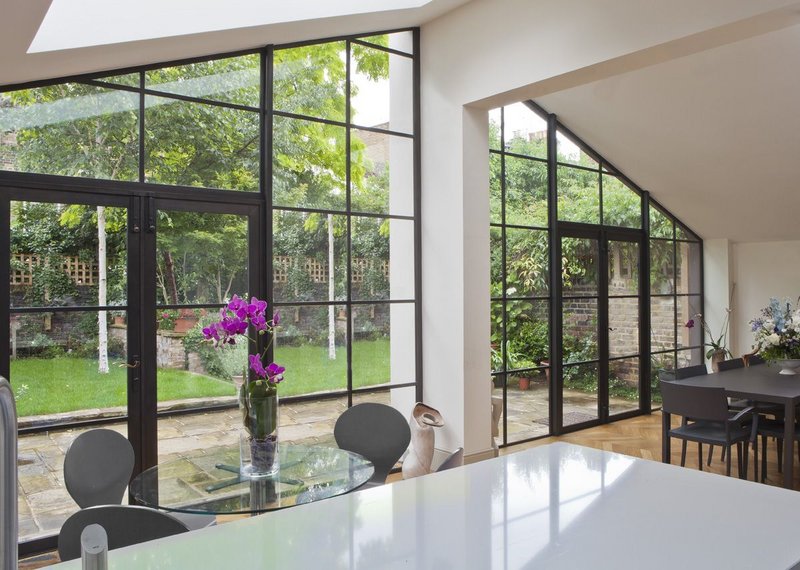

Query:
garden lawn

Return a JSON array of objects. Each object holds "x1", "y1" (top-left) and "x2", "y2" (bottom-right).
[
  {"x1": 10, "y1": 339, "x2": 391, "y2": 416},
  {"x1": 10, "y1": 357, "x2": 235, "y2": 417}
]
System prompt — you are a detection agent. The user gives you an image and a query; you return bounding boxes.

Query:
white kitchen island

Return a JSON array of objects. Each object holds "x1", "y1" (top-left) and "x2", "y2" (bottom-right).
[{"x1": 52, "y1": 442, "x2": 800, "y2": 569}]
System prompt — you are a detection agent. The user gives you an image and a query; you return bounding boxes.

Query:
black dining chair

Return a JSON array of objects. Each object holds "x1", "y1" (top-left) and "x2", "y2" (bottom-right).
[
  {"x1": 58, "y1": 505, "x2": 189, "y2": 561},
  {"x1": 660, "y1": 380, "x2": 753, "y2": 478},
  {"x1": 717, "y1": 358, "x2": 745, "y2": 372},
  {"x1": 435, "y1": 447, "x2": 464, "y2": 472},
  {"x1": 64, "y1": 429, "x2": 215, "y2": 530},
  {"x1": 334, "y1": 403, "x2": 411, "y2": 488},
  {"x1": 752, "y1": 414, "x2": 800, "y2": 483}
]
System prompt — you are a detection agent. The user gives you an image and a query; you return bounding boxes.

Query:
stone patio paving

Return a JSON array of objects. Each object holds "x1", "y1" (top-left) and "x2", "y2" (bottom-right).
[{"x1": 16, "y1": 387, "x2": 636, "y2": 542}]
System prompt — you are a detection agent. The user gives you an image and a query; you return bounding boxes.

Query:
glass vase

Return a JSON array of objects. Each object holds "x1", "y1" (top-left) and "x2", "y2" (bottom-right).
[{"x1": 239, "y1": 383, "x2": 279, "y2": 478}]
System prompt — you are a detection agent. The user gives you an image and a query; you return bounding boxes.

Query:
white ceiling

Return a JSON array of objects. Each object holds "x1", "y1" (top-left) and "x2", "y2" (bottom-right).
[
  {"x1": 0, "y1": 0, "x2": 468, "y2": 86},
  {"x1": 538, "y1": 23, "x2": 800, "y2": 243}
]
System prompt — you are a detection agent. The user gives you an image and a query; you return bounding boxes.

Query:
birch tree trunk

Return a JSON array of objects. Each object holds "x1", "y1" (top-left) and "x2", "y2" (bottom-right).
[
  {"x1": 328, "y1": 213, "x2": 336, "y2": 360},
  {"x1": 97, "y1": 206, "x2": 109, "y2": 374}
]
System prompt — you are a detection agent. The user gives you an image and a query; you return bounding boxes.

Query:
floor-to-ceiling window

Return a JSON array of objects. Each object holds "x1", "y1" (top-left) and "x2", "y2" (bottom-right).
[
  {"x1": 489, "y1": 101, "x2": 702, "y2": 447},
  {"x1": 0, "y1": 29, "x2": 419, "y2": 552}
]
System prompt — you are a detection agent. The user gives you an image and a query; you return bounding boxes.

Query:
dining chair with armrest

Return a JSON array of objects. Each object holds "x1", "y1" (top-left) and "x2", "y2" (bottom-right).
[
  {"x1": 752, "y1": 415, "x2": 800, "y2": 483},
  {"x1": 660, "y1": 380, "x2": 753, "y2": 478},
  {"x1": 58, "y1": 505, "x2": 189, "y2": 561},
  {"x1": 335, "y1": 403, "x2": 411, "y2": 488}
]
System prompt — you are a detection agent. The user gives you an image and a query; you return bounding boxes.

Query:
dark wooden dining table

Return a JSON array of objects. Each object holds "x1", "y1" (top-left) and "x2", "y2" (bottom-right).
[{"x1": 661, "y1": 364, "x2": 800, "y2": 489}]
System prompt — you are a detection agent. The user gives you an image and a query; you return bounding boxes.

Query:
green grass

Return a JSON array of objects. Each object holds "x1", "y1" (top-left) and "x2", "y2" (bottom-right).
[{"x1": 9, "y1": 339, "x2": 390, "y2": 416}]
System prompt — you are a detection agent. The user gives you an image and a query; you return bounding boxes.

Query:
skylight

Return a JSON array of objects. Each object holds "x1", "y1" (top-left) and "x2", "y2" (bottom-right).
[{"x1": 28, "y1": 0, "x2": 432, "y2": 53}]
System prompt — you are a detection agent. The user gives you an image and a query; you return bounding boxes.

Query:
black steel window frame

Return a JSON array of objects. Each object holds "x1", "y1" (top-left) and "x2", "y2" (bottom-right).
[
  {"x1": 0, "y1": 28, "x2": 421, "y2": 557},
  {"x1": 490, "y1": 100, "x2": 703, "y2": 448}
]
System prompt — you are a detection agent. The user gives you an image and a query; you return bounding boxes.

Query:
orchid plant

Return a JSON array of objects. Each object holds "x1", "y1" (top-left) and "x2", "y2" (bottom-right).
[
  {"x1": 750, "y1": 297, "x2": 800, "y2": 361},
  {"x1": 203, "y1": 295, "x2": 284, "y2": 440},
  {"x1": 685, "y1": 310, "x2": 731, "y2": 360}
]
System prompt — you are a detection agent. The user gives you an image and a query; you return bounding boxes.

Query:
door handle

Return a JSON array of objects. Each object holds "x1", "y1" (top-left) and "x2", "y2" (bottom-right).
[{"x1": 119, "y1": 359, "x2": 140, "y2": 369}]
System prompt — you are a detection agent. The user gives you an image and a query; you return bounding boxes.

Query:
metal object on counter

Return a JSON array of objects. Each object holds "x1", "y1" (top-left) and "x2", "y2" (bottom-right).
[{"x1": 0, "y1": 377, "x2": 18, "y2": 570}]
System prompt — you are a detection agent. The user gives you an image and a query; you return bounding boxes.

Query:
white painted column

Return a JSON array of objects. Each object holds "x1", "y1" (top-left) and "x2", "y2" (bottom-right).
[{"x1": 703, "y1": 238, "x2": 733, "y2": 363}]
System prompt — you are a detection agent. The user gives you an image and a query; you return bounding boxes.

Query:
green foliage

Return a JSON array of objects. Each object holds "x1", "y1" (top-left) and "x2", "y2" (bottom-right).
[{"x1": 184, "y1": 316, "x2": 247, "y2": 381}]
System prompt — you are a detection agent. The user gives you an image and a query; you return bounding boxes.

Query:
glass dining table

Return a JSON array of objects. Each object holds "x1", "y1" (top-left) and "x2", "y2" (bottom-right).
[{"x1": 130, "y1": 444, "x2": 374, "y2": 515}]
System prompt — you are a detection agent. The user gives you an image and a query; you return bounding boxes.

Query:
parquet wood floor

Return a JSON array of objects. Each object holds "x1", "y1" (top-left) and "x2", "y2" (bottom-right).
[{"x1": 504, "y1": 410, "x2": 800, "y2": 489}]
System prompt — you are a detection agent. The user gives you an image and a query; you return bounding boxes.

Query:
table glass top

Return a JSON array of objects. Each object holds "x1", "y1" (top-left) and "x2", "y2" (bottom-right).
[{"x1": 129, "y1": 444, "x2": 374, "y2": 515}]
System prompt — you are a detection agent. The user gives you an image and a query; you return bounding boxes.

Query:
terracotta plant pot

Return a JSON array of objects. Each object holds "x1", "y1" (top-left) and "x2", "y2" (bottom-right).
[{"x1": 518, "y1": 376, "x2": 531, "y2": 390}]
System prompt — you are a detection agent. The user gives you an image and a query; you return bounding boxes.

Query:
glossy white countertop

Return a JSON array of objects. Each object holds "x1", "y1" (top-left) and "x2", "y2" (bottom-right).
[{"x1": 53, "y1": 442, "x2": 800, "y2": 569}]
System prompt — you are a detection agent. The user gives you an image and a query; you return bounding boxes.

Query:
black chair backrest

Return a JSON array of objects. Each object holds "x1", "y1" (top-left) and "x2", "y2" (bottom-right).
[
  {"x1": 675, "y1": 365, "x2": 708, "y2": 380},
  {"x1": 58, "y1": 505, "x2": 189, "y2": 561},
  {"x1": 658, "y1": 364, "x2": 707, "y2": 383},
  {"x1": 660, "y1": 380, "x2": 730, "y2": 422},
  {"x1": 748, "y1": 355, "x2": 765, "y2": 366},
  {"x1": 717, "y1": 358, "x2": 744, "y2": 372},
  {"x1": 334, "y1": 403, "x2": 411, "y2": 485},
  {"x1": 436, "y1": 448, "x2": 464, "y2": 472},
  {"x1": 64, "y1": 429, "x2": 134, "y2": 508}
]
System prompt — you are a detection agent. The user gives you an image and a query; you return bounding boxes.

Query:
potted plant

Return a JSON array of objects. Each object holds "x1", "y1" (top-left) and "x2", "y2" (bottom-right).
[
  {"x1": 685, "y1": 310, "x2": 731, "y2": 372},
  {"x1": 203, "y1": 295, "x2": 285, "y2": 476}
]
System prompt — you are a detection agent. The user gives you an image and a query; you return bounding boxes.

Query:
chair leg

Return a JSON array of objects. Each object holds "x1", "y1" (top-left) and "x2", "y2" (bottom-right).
[
  {"x1": 741, "y1": 441, "x2": 749, "y2": 479},
  {"x1": 720, "y1": 445, "x2": 725, "y2": 463},
  {"x1": 680, "y1": 439, "x2": 687, "y2": 467},
  {"x1": 726, "y1": 444, "x2": 732, "y2": 476},
  {"x1": 752, "y1": 434, "x2": 759, "y2": 483},
  {"x1": 707, "y1": 445, "x2": 715, "y2": 466},
  {"x1": 698, "y1": 443, "x2": 703, "y2": 471},
  {"x1": 761, "y1": 434, "x2": 768, "y2": 483},
  {"x1": 777, "y1": 438, "x2": 783, "y2": 473}
]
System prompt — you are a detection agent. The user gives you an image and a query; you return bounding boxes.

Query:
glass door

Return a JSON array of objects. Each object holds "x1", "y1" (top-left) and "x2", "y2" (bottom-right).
[
  {"x1": 140, "y1": 198, "x2": 259, "y2": 467},
  {"x1": 558, "y1": 229, "x2": 643, "y2": 430}
]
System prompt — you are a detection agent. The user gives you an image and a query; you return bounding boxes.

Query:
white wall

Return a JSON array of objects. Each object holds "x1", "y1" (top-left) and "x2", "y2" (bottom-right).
[
  {"x1": 420, "y1": 0, "x2": 799, "y2": 457},
  {"x1": 732, "y1": 240, "x2": 800, "y2": 357},
  {"x1": 703, "y1": 239, "x2": 733, "y2": 368}
]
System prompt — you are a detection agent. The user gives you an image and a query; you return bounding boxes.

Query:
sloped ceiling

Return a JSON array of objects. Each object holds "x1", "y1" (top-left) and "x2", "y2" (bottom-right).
[
  {"x1": 0, "y1": 0, "x2": 469, "y2": 87},
  {"x1": 537, "y1": 24, "x2": 800, "y2": 242}
]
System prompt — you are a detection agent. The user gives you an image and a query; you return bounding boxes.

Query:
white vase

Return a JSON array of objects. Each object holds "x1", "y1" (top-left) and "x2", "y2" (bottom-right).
[
  {"x1": 402, "y1": 403, "x2": 444, "y2": 479},
  {"x1": 775, "y1": 359, "x2": 800, "y2": 375}
]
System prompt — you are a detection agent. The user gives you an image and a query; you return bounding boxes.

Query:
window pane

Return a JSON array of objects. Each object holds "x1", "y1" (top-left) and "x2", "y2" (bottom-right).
[
  {"x1": 350, "y1": 45, "x2": 413, "y2": 134},
  {"x1": 272, "y1": 211, "x2": 347, "y2": 304},
  {"x1": 273, "y1": 42, "x2": 346, "y2": 122},
  {"x1": 562, "y1": 238, "x2": 598, "y2": 296},
  {"x1": 651, "y1": 297, "x2": 675, "y2": 351},
  {"x1": 608, "y1": 240, "x2": 639, "y2": 296},
  {"x1": 491, "y1": 301, "x2": 504, "y2": 372},
  {"x1": 562, "y1": 363, "x2": 598, "y2": 426},
  {"x1": 677, "y1": 295, "x2": 703, "y2": 349},
  {"x1": 602, "y1": 174, "x2": 641, "y2": 228},
  {"x1": 352, "y1": 217, "x2": 414, "y2": 302},
  {"x1": 556, "y1": 131, "x2": 597, "y2": 168},
  {"x1": 557, "y1": 165, "x2": 599, "y2": 224},
  {"x1": 353, "y1": 302, "x2": 414, "y2": 388},
  {"x1": 502, "y1": 103, "x2": 547, "y2": 160},
  {"x1": 96, "y1": 73, "x2": 140, "y2": 88},
  {"x1": 506, "y1": 301, "x2": 549, "y2": 369},
  {"x1": 11, "y1": 310, "x2": 128, "y2": 418},
  {"x1": 489, "y1": 108, "x2": 502, "y2": 152},
  {"x1": 609, "y1": 357, "x2": 640, "y2": 415},
  {"x1": 273, "y1": 304, "x2": 347, "y2": 395},
  {"x1": 350, "y1": 129, "x2": 413, "y2": 216},
  {"x1": 490, "y1": 153, "x2": 502, "y2": 224},
  {"x1": 650, "y1": 240, "x2": 675, "y2": 295},
  {"x1": 357, "y1": 32, "x2": 414, "y2": 54},
  {"x1": 677, "y1": 347, "x2": 703, "y2": 369},
  {"x1": 1, "y1": 84, "x2": 138, "y2": 181},
  {"x1": 562, "y1": 298, "x2": 597, "y2": 364},
  {"x1": 155, "y1": 210, "x2": 248, "y2": 305},
  {"x1": 144, "y1": 96, "x2": 259, "y2": 191},
  {"x1": 505, "y1": 228, "x2": 548, "y2": 297},
  {"x1": 10, "y1": 202, "x2": 127, "y2": 308},
  {"x1": 490, "y1": 228, "x2": 503, "y2": 295},
  {"x1": 505, "y1": 157, "x2": 547, "y2": 227},
  {"x1": 676, "y1": 241, "x2": 702, "y2": 294},
  {"x1": 145, "y1": 54, "x2": 260, "y2": 107},
  {"x1": 649, "y1": 204, "x2": 673, "y2": 238},
  {"x1": 609, "y1": 297, "x2": 639, "y2": 357},
  {"x1": 676, "y1": 224, "x2": 697, "y2": 241},
  {"x1": 650, "y1": 352, "x2": 675, "y2": 405},
  {"x1": 273, "y1": 115, "x2": 346, "y2": 211}
]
